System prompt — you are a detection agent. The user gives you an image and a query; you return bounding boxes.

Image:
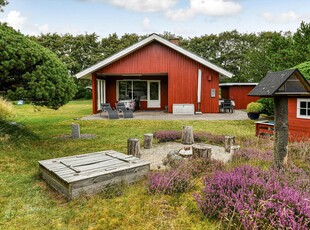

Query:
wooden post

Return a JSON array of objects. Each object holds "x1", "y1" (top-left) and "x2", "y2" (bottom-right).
[
  {"x1": 71, "y1": 123, "x2": 80, "y2": 139},
  {"x1": 224, "y1": 136, "x2": 235, "y2": 152},
  {"x1": 143, "y1": 134, "x2": 153, "y2": 149},
  {"x1": 182, "y1": 126, "x2": 194, "y2": 145},
  {"x1": 192, "y1": 144, "x2": 211, "y2": 159},
  {"x1": 127, "y1": 138, "x2": 141, "y2": 158},
  {"x1": 274, "y1": 97, "x2": 288, "y2": 169}
]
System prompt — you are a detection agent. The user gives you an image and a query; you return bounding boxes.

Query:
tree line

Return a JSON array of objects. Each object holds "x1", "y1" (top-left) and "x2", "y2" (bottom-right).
[{"x1": 30, "y1": 21, "x2": 310, "y2": 84}]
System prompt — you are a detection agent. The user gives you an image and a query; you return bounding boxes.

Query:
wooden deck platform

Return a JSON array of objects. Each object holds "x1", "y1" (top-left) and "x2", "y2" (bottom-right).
[{"x1": 38, "y1": 150, "x2": 150, "y2": 200}]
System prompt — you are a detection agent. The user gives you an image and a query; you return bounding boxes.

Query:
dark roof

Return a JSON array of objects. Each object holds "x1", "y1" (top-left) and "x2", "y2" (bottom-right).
[{"x1": 248, "y1": 69, "x2": 310, "y2": 96}]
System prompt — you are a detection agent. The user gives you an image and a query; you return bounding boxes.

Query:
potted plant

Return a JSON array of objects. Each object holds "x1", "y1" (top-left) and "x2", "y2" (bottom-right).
[{"x1": 246, "y1": 102, "x2": 264, "y2": 120}]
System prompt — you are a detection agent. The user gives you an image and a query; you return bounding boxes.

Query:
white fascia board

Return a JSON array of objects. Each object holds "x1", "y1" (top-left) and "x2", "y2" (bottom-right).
[
  {"x1": 75, "y1": 34, "x2": 233, "y2": 79},
  {"x1": 219, "y1": 83, "x2": 258, "y2": 86}
]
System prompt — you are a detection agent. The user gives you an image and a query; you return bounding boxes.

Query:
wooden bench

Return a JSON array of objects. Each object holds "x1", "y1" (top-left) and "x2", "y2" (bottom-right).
[{"x1": 255, "y1": 121, "x2": 274, "y2": 137}]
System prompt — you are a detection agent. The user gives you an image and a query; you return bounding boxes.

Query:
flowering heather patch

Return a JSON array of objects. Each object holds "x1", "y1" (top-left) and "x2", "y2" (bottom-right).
[
  {"x1": 153, "y1": 130, "x2": 181, "y2": 142},
  {"x1": 194, "y1": 165, "x2": 310, "y2": 229},
  {"x1": 193, "y1": 132, "x2": 225, "y2": 145},
  {"x1": 232, "y1": 148, "x2": 273, "y2": 162},
  {"x1": 147, "y1": 169, "x2": 191, "y2": 194}
]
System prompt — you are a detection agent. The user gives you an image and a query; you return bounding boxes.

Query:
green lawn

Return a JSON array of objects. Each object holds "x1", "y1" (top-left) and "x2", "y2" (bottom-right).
[{"x1": 0, "y1": 100, "x2": 259, "y2": 229}]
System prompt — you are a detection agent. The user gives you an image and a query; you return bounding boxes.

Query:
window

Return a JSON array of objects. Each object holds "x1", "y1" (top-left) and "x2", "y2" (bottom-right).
[
  {"x1": 297, "y1": 98, "x2": 310, "y2": 119},
  {"x1": 118, "y1": 80, "x2": 147, "y2": 100}
]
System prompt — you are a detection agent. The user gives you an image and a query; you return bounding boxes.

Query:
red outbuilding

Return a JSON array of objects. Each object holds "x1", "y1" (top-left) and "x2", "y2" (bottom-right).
[
  {"x1": 76, "y1": 34, "x2": 233, "y2": 114},
  {"x1": 249, "y1": 69, "x2": 310, "y2": 141},
  {"x1": 219, "y1": 83, "x2": 260, "y2": 109}
]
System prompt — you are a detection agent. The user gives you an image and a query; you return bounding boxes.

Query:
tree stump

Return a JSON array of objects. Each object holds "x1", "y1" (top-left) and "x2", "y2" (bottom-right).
[
  {"x1": 224, "y1": 136, "x2": 235, "y2": 152},
  {"x1": 71, "y1": 123, "x2": 80, "y2": 139},
  {"x1": 127, "y1": 138, "x2": 141, "y2": 158},
  {"x1": 192, "y1": 144, "x2": 211, "y2": 160},
  {"x1": 143, "y1": 134, "x2": 153, "y2": 149},
  {"x1": 182, "y1": 126, "x2": 194, "y2": 145},
  {"x1": 230, "y1": 145, "x2": 240, "y2": 154}
]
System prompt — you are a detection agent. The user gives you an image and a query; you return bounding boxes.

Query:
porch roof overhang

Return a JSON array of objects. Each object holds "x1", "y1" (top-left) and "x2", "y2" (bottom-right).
[{"x1": 75, "y1": 33, "x2": 233, "y2": 80}]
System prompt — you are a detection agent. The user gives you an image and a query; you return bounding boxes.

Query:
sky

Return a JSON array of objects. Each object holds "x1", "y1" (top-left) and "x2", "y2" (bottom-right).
[{"x1": 1, "y1": 0, "x2": 310, "y2": 38}]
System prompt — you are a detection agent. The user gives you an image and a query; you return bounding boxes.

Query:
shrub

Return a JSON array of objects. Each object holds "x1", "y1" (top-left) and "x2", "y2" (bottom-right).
[
  {"x1": 194, "y1": 132, "x2": 225, "y2": 145},
  {"x1": 153, "y1": 130, "x2": 181, "y2": 142},
  {"x1": 246, "y1": 102, "x2": 264, "y2": 113},
  {"x1": 257, "y1": 98, "x2": 275, "y2": 116},
  {"x1": 232, "y1": 148, "x2": 273, "y2": 162},
  {"x1": 0, "y1": 97, "x2": 14, "y2": 119},
  {"x1": 147, "y1": 169, "x2": 191, "y2": 194},
  {"x1": 194, "y1": 165, "x2": 310, "y2": 229}
]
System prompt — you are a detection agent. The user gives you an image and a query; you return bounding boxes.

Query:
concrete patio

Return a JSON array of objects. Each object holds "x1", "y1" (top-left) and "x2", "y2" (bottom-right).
[{"x1": 81, "y1": 110, "x2": 249, "y2": 121}]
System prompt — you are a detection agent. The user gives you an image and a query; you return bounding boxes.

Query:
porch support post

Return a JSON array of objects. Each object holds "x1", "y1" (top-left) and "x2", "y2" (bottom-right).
[
  {"x1": 92, "y1": 73, "x2": 97, "y2": 114},
  {"x1": 274, "y1": 96, "x2": 288, "y2": 170}
]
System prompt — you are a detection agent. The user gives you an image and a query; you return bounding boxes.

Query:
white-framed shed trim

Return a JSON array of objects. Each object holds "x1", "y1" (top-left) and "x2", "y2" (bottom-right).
[
  {"x1": 75, "y1": 33, "x2": 233, "y2": 80},
  {"x1": 219, "y1": 83, "x2": 258, "y2": 87}
]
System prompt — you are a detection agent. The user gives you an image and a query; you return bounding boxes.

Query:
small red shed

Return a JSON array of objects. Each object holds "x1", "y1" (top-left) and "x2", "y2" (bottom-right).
[
  {"x1": 219, "y1": 83, "x2": 260, "y2": 109},
  {"x1": 76, "y1": 34, "x2": 233, "y2": 114},
  {"x1": 249, "y1": 69, "x2": 310, "y2": 141}
]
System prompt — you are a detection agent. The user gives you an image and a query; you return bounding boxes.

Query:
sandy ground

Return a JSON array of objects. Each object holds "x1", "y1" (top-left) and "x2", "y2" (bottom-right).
[{"x1": 140, "y1": 142, "x2": 232, "y2": 170}]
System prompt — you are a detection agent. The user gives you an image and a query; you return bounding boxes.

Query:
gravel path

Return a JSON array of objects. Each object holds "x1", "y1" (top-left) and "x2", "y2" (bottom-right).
[{"x1": 140, "y1": 142, "x2": 232, "y2": 170}]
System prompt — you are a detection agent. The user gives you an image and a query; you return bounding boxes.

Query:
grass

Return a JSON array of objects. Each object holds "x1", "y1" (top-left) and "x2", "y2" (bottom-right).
[{"x1": 0, "y1": 100, "x2": 273, "y2": 229}]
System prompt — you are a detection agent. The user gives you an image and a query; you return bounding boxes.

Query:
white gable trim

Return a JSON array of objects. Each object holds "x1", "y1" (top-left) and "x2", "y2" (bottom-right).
[{"x1": 75, "y1": 34, "x2": 233, "y2": 79}]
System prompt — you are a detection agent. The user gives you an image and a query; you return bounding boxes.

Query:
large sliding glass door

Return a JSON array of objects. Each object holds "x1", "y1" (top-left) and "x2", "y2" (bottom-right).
[{"x1": 117, "y1": 80, "x2": 160, "y2": 108}]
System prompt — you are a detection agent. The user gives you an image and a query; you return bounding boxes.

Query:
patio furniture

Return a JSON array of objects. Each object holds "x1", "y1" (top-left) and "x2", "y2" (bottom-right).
[
  {"x1": 255, "y1": 121, "x2": 274, "y2": 137},
  {"x1": 101, "y1": 103, "x2": 119, "y2": 119},
  {"x1": 220, "y1": 99, "x2": 234, "y2": 113},
  {"x1": 116, "y1": 102, "x2": 134, "y2": 118}
]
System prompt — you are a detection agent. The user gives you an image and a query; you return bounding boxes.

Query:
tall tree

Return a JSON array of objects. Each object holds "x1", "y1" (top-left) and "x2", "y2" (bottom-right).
[
  {"x1": 0, "y1": 23, "x2": 76, "y2": 109},
  {"x1": 0, "y1": 0, "x2": 8, "y2": 12}
]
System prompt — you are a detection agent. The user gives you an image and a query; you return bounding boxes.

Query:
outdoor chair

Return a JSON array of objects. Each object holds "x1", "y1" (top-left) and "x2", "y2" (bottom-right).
[
  {"x1": 101, "y1": 103, "x2": 119, "y2": 119},
  {"x1": 115, "y1": 102, "x2": 134, "y2": 118},
  {"x1": 222, "y1": 99, "x2": 234, "y2": 113}
]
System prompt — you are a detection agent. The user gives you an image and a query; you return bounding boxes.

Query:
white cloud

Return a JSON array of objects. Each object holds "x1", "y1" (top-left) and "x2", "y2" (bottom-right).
[
  {"x1": 166, "y1": 0, "x2": 242, "y2": 21},
  {"x1": 262, "y1": 11, "x2": 306, "y2": 23},
  {"x1": 2, "y1": 10, "x2": 27, "y2": 30},
  {"x1": 98, "y1": 0, "x2": 178, "y2": 12},
  {"x1": 142, "y1": 17, "x2": 151, "y2": 29}
]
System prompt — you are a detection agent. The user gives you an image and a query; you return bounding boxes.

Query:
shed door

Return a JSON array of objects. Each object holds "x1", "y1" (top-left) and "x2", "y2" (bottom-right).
[{"x1": 147, "y1": 81, "x2": 160, "y2": 108}]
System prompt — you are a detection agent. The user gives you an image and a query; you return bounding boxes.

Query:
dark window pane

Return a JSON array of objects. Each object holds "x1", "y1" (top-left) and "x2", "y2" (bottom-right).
[
  {"x1": 119, "y1": 81, "x2": 132, "y2": 100},
  {"x1": 307, "y1": 109, "x2": 310, "y2": 116},
  {"x1": 133, "y1": 81, "x2": 147, "y2": 100},
  {"x1": 150, "y1": 82, "x2": 159, "y2": 100},
  {"x1": 300, "y1": 109, "x2": 306, "y2": 115},
  {"x1": 300, "y1": 101, "x2": 306, "y2": 108},
  {"x1": 308, "y1": 102, "x2": 310, "y2": 108}
]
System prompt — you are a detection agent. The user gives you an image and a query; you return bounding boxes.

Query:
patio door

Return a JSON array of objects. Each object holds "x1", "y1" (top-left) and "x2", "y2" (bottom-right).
[
  {"x1": 97, "y1": 79, "x2": 106, "y2": 110},
  {"x1": 147, "y1": 81, "x2": 160, "y2": 108}
]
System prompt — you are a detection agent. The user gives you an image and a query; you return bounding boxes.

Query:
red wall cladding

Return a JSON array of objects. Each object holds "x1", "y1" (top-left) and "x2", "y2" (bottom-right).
[{"x1": 93, "y1": 41, "x2": 220, "y2": 113}]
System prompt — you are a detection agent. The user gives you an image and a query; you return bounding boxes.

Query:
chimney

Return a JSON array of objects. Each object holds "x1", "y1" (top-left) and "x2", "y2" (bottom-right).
[{"x1": 169, "y1": 38, "x2": 180, "y2": 46}]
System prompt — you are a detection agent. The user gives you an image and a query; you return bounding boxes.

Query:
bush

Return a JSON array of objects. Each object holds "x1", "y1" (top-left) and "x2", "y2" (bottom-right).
[
  {"x1": 147, "y1": 169, "x2": 191, "y2": 194},
  {"x1": 257, "y1": 98, "x2": 275, "y2": 116},
  {"x1": 232, "y1": 148, "x2": 273, "y2": 162},
  {"x1": 0, "y1": 97, "x2": 14, "y2": 119},
  {"x1": 153, "y1": 130, "x2": 181, "y2": 142},
  {"x1": 194, "y1": 165, "x2": 310, "y2": 229},
  {"x1": 246, "y1": 102, "x2": 264, "y2": 113}
]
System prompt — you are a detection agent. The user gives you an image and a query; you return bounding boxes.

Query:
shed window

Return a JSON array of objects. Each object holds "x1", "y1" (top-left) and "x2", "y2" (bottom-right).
[
  {"x1": 297, "y1": 98, "x2": 310, "y2": 119},
  {"x1": 118, "y1": 80, "x2": 147, "y2": 101}
]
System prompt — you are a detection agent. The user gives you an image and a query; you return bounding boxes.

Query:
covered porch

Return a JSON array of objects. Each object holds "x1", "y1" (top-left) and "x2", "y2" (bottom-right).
[{"x1": 93, "y1": 73, "x2": 168, "y2": 114}]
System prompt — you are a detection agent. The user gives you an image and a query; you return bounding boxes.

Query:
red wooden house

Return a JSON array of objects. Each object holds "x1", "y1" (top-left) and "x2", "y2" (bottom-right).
[
  {"x1": 219, "y1": 83, "x2": 260, "y2": 109},
  {"x1": 76, "y1": 34, "x2": 232, "y2": 114},
  {"x1": 249, "y1": 69, "x2": 310, "y2": 141}
]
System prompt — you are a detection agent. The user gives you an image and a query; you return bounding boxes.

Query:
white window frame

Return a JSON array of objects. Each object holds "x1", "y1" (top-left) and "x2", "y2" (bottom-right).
[
  {"x1": 97, "y1": 79, "x2": 106, "y2": 110},
  {"x1": 297, "y1": 98, "x2": 310, "y2": 119}
]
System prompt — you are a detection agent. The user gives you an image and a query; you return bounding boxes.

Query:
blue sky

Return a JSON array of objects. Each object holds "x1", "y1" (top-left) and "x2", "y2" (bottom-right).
[{"x1": 1, "y1": 0, "x2": 310, "y2": 37}]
